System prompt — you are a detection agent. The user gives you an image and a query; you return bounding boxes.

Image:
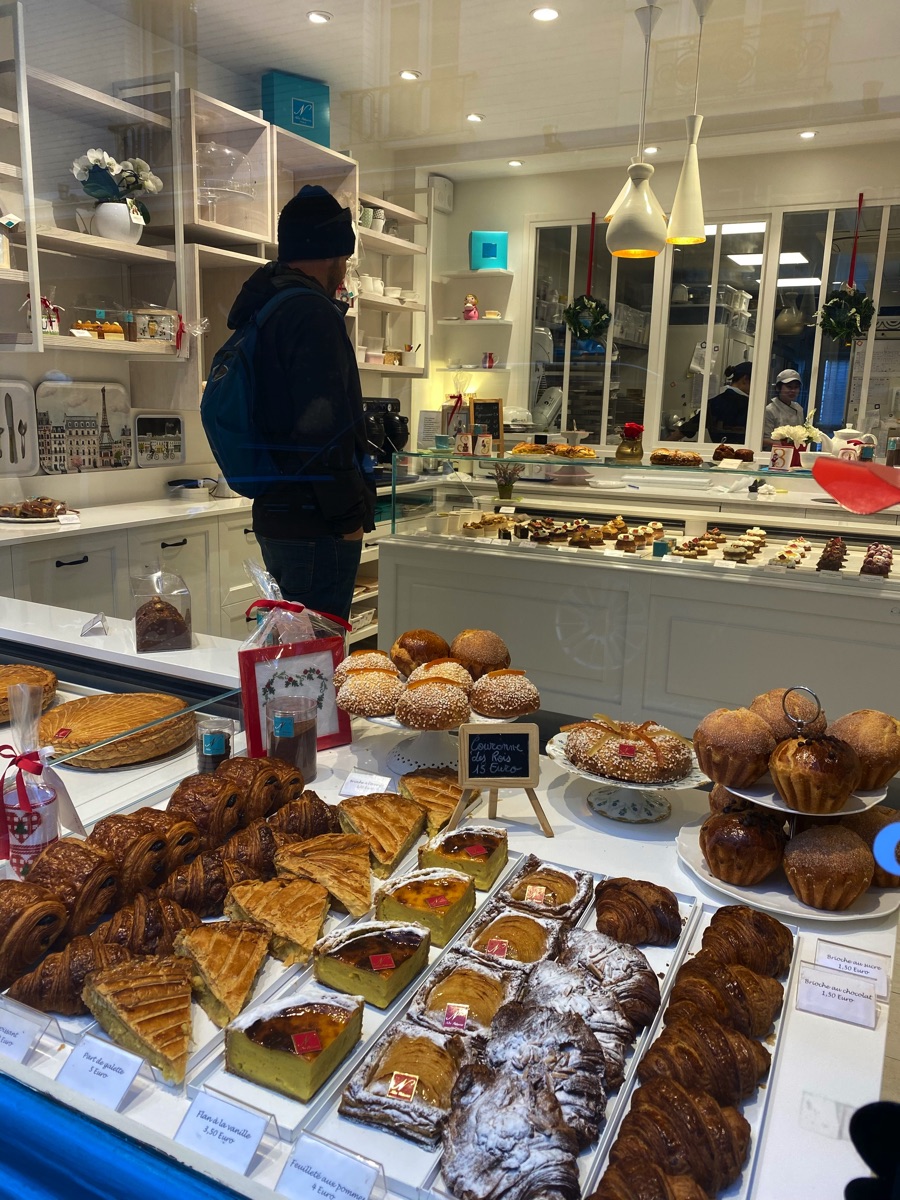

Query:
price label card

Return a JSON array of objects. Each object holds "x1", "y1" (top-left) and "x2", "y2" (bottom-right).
[
  {"x1": 56, "y1": 1033, "x2": 143, "y2": 1108},
  {"x1": 603, "y1": 549, "x2": 626, "y2": 558},
  {"x1": 175, "y1": 1092, "x2": 269, "y2": 1176},
  {"x1": 498, "y1": 505, "x2": 516, "y2": 514},
  {"x1": 58, "y1": 513, "x2": 82, "y2": 526},
  {"x1": 714, "y1": 559, "x2": 739, "y2": 569},
  {"x1": 0, "y1": 1007, "x2": 44, "y2": 1063},
  {"x1": 277, "y1": 1132, "x2": 379, "y2": 1200},
  {"x1": 340, "y1": 770, "x2": 394, "y2": 797},
  {"x1": 795, "y1": 962, "x2": 878, "y2": 1029},
  {"x1": 80, "y1": 613, "x2": 109, "y2": 637},
  {"x1": 814, "y1": 940, "x2": 891, "y2": 1000}
]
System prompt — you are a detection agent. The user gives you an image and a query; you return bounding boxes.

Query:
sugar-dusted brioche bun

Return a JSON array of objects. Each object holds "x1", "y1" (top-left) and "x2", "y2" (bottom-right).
[
  {"x1": 448, "y1": 629, "x2": 511, "y2": 680},
  {"x1": 693, "y1": 707, "x2": 775, "y2": 788},
  {"x1": 827, "y1": 709, "x2": 900, "y2": 790},
  {"x1": 749, "y1": 687, "x2": 827, "y2": 742}
]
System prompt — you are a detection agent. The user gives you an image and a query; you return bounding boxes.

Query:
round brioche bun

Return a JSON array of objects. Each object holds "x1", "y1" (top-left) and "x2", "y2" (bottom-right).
[
  {"x1": 783, "y1": 825, "x2": 873, "y2": 910},
  {"x1": 448, "y1": 629, "x2": 511, "y2": 680},
  {"x1": 827, "y1": 709, "x2": 900, "y2": 790},
  {"x1": 389, "y1": 629, "x2": 451, "y2": 677},
  {"x1": 749, "y1": 687, "x2": 828, "y2": 742},
  {"x1": 693, "y1": 707, "x2": 775, "y2": 788}
]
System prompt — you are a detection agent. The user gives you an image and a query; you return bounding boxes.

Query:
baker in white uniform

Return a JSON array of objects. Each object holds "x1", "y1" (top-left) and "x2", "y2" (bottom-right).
[{"x1": 763, "y1": 368, "x2": 805, "y2": 448}]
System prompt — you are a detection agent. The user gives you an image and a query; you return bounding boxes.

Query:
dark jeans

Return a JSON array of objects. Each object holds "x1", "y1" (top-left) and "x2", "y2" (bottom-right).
[{"x1": 256, "y1": 533, "x2": 362, "y2": 623}]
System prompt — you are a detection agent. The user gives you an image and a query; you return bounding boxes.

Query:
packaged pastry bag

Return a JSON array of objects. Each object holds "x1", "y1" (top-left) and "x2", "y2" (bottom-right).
[
  {"x1": 238, "y1": 600, "x2": 352, "y2": 755},
  {"x1": 0, "y1": 683, "x2": 86, "y2": 878}
]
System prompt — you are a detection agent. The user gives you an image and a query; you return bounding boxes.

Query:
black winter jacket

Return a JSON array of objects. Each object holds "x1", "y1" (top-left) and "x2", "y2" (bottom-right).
[{"x1": 227, "y1": 262, "x2": 375, "y2": 538}]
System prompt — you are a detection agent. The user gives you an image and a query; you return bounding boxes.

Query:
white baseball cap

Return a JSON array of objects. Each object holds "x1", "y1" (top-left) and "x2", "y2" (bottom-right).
[{"x1": 776, "y1": 369, "x2": 802, "y2": 385}]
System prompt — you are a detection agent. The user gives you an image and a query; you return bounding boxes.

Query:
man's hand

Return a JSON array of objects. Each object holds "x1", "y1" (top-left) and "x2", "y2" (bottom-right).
[{"x1": 342, "y1": 527, "x2": 364, "y2": 540}]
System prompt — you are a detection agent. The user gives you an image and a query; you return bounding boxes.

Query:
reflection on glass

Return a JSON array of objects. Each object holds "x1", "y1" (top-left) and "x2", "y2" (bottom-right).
[
  {"x1": 609, "y1": 258, "x2": 652, "y2": 438},
  {"x1": 863, "y1": 205, "x2": 900, "y2": 442},
  {"x1": 713, "y1": 225, "x2": 763, "y2": 446},
  {"x1": 660, "y1": 236, "x2": 717, "y2": 440}
]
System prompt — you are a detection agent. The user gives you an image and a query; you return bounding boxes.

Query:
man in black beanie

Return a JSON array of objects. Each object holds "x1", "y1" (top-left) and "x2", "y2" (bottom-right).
[{"x1": 226, "y1": 184, "x2": 375, "y2": 621}]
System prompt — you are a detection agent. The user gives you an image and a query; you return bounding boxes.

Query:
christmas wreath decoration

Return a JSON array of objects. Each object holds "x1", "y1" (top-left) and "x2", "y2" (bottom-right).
[
  {"x1": 563, "y1": 293, "x2": 611, "y2": 341},
  {"x1": 818, "y1": 286, "x2": 875, "y2": 343}
]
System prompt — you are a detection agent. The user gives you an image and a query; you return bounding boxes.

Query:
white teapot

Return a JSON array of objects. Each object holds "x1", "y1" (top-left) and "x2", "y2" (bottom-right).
[{"x1": 829, "y1": 426, "x2": 864, "y2": 460}]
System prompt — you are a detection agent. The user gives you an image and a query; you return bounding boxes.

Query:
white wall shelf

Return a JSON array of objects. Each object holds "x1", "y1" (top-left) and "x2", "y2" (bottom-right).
[
  {"x1": 348, "y1": 621, "x2": 379, "y2": 645},
  {"x1": 16, "y1": 225, "x2": 176, "y2": 264},
  {"x1": 438, "y1": 268, "x2": 513, "y2": 279},
  {"x1": 48, "y1": 337, "x2": 179, "y2": 357},
  {"x1": 358, "y1": 193, "x2": 426, "y2": 226},
  {"x1": 359, "y1": 295, "x2": 425, "y2": 314},
  {"x1": 195, "y1": 244, "x2": 267, "y2": 269},
  {"x1": 360, "y1": 228, "x2": 426, "y2": 257},
  {"x1": 0, "y1": 104, "x2": 17, "y2": 128},
  {"x1": 0, "y1": 61, "x2": 171, "y2": 128},
  {"x1": 0, "y1": 159, "x2": 21, "y2": 180},
  {"x1": 0, "y1": 267, "x2": 29, "y2": 284},
  {"x1": 358, "y1": 363, "x2": 424, "y2": 377},
  {"x1": 436, "y1": 366, "x2": 510, "y2": 374},
  {"x1": 437, "y1": 318, "x2": 512, "y2": 326}
]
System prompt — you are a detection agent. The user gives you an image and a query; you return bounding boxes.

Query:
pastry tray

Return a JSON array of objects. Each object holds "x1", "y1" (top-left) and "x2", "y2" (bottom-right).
[{"x1": 583, "y1": 903, "x2": 801, "y2": 1200}]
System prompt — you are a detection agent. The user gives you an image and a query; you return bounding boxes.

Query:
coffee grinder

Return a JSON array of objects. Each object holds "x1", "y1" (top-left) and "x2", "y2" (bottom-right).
[{"x1": 363, "y1": 397, "x2": 410, "y2": 483}]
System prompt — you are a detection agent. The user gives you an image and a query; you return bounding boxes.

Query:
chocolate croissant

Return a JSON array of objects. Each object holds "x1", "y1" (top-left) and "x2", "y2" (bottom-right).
[
  {"x1": 90, "y1": 892, "x2": 200, "y2": 955},
  {"x1": 698, "y1": 904, "x2": 793, "y2": 978},
  {"x1": 609, "y1": 1077, "x2": 750, "y2": 1197},
  {"x1": 0, "y1": 879, "x2": 69, "y2": 988},
  {"x1": 667, "y1": 957, "x2": 784, "y2": 1038},
  {"x1": 637, "y1": 1007, "x2": 771, "y2": 1105},
  {"x1": 267, "y1": 790, "x2": 340, "y2": 839},
  {"x1": 261, "y1": 757, "x2": 306, "y2": 812},
  {"x1": 26, "y1": 837, "x2": 119, "y2": 935},
  {"x1": 167, "y1": 773, "x2": 242, "y2": 849},
  {"x1": 220, "y1": 820, "x2": 279, "y2": 878},
  {"x1": 87, "y1": 814, "x2": 169, "y2": 904},
  {"x1": 129, "y1": 807, "x2": 201, "y2": 874},
  {"x1": 594, "y1": 878, "x2": 681, "y2": 946},
  {"x1": 157, "y1": 849, "x2": 260, "y2": 917},
  {"x1": 215, "y1": 757, "x2": 283, "y2": 825},
  {"x1": 590, "y1": 1161, "x2": 707, "y2": 1200},
  {"x1": 7, "y1": 936, "x2": 133, "y2": 1015}
]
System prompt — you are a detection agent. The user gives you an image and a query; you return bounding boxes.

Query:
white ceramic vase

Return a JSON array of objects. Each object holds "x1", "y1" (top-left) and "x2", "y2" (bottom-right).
[{"x1": 88, "y1": 201, "x2": 143, "y2": 244}]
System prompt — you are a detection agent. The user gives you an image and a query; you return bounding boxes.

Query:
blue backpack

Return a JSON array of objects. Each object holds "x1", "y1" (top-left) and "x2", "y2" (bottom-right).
[{"x1": 200, "y1": 287, "x2": 312, "y2": 498}]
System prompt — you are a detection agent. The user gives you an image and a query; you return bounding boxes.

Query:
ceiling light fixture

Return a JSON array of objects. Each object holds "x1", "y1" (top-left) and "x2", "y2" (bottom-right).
[
  {"x1": 531, "y1": 7, "x2": 559, "y2": 20},
  {"x1": 307, "y1": 10, "x2": 332, "y2": 23},
  {"x1": 800, "y1": 130, "x2": 817, "y2": 139},
  {"x1": 508, "y1": 160, "x2": 523, "y2": 167},
  {"x1": 667, "y1": 0, "x2": 712, "y2": 246},
  {"x1": 399, "y1": 70, "x2": 421, "y2": 81},
  {"x1": 606, "y1": 3, "x2": 668, "y2": 258},
  {"x1": 775, "y1": 276, "x2": 821, "y2": 287},
  {"x1": 729, "y1": 251, "x2": 808, "y2": 267},
  {"x1": 721, "y1": 222, "x2": 767, "y2": 235},
  {"x1": 466, "y1": 112, "x2": 485, "y2": 123},
  {"x1": 644, "y1": 145, "x2": 659, "y2": 155}
]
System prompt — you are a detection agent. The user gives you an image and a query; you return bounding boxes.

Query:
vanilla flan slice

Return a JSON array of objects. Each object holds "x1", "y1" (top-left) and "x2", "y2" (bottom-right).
[
  {"x1": 173, "y1": 920, "x2": 270, "y2": 1027},
  {"x1": 417, "y1": 825, "x2": 508, "y2": 890},
  {"x1": 313, "y1": 921, "x2": 431, "y2": 1008}
]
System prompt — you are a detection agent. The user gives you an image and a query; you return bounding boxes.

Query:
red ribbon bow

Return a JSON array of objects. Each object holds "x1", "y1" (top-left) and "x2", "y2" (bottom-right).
[
  {"x1": 0, "y1": 745, "x2": 42, "y2": 812},
  {"x1": 245, "y1": 599, "x2": 351, "y2": 631}
]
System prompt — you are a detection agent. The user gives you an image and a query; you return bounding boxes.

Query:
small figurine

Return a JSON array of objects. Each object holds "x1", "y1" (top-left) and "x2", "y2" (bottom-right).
[{"x1": 463, "y1": 292, "x2": 479, "y2": 320}]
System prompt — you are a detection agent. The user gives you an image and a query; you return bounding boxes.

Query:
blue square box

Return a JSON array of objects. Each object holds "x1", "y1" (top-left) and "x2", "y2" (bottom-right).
[
  {"x1": 469, "y1": 230, "x2": 508, "y2": 270},
  {"x1": 262, "y1": 71, "x2": 331, "y2": 147}
]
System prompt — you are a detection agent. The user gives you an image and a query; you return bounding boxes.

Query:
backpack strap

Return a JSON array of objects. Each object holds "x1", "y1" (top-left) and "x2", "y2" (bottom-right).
[{"x1": 253, "y1": 285, "x2": 316, "y2": 329}]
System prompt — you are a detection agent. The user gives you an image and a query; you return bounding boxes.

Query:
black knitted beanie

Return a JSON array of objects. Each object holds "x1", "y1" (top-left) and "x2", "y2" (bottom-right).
[{"x1": 277, "y1": 184, "x2": 355, "y2": 262}]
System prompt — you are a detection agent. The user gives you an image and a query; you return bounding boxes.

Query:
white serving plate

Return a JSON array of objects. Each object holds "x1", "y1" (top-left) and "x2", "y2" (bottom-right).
[
  {"x1": 546, "y1": 732, "x2": 707, "y2": 791},
  {"x1": 0, "y1": 514, "x2": 62, "y2": 524},
  {"x1": 726, "y1": 775, "x2": 887, "y2": 817},
  {"x1": 676, "y1": 819, "x2": 900, "y2": 922},
  {"x1": 366, "y1": 711, "x2": 508, "y2": 732}
]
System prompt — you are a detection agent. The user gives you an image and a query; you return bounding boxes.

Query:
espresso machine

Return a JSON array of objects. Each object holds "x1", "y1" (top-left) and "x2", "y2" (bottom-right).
[{"x1": 363, "y1": 397, "x2": 410, "y2": 482}]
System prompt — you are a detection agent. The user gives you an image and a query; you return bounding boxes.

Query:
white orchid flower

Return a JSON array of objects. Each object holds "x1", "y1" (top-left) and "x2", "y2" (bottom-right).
[{"x1": 144, "y1": 172, "x2": 164, "y2": 194}]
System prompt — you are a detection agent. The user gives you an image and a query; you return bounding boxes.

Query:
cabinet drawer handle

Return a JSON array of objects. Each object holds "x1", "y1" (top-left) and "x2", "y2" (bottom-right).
[
  {"x1": 55, "y1": 555, "x2": 88, "y2": 567},
  {"x1": 160, "y1": 538, "x2": 188, "y2": 549},
  {"x1": 243, "y1": 528, "x2": 254, "y2": 536}
]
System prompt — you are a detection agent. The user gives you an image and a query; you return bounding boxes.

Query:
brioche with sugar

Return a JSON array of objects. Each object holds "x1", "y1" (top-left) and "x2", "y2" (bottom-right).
[
  {"x1": 407, "y1": 658, "x2": 475, "y2": 694},
  {"x1": 333, "y1": 651, "x2": 398, "y2": 691},
  {"x1": 389, "y1": 629, "x2": 450, "y2": 677},
  {"x1": 783, "y1": 825, "x2": 873, "y2": 910},
  {"x1": 394, "y1": 678, "x2": 469, "y2": 730},
  {"x1": 336, "y1": 668, "x2": 405, "y2": 718},
  {"x1": 841, "y1": 806, "x2": 900, "y2": 887},
  {"x1": 470, "y1": 669, "x2": 540, "y2": 718},
  {"x1": 749, "y1": 688, "x2": 828, "y2": 742},
  {"x1": 827, "y1": 709, "x2": 900, "y2": 790},
  {"x1": 448, "y1": 629, "x2": 511, "y2": 680},
  {"x1": 768, "y1": 734, "x2": 862, "y2": 814},
  {"x1": 693, "y1": 708, "x2": 776, "y2": 788}
]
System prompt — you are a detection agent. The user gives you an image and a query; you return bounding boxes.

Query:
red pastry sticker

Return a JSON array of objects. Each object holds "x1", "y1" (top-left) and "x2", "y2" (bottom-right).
[
  {"x1": 426, "y1": 894, "x2": 450, "y2": 908},
  {"x1": 369, "y1": 953, "x2": 396, "y2": 971},
  {"x1": 618, "y1": 742, "x2": 637, "y2": 758},
  {"x1": 524, "y1": 885, "x2": 547, "y2": 904},
  {"x1": 387, "y1": 1071, "x2": 418, "y2": 1101},
  {"x1": 485, "y1": 937, "x2": 509, "y2": 958},
  {"x1": 54, "y1": 728, "x2": 72, "y2": 740},
  {"x1": 465, "y1": 844, "x2": 488, "y2": 858},
  {"x1": 290, "y1": 1031, "x2": 322, "y2": 1055},
  {"x1": 443, "y1": 1003, "x2": 469, "y2": 1031}
]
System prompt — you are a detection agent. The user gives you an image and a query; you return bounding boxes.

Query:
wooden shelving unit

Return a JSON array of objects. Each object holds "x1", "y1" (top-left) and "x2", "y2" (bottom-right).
[
  {"x1": 359, "y1": 192, "x2": 426, "y2": 226},
  {"x1": 14, "y1": 225, "x2": 176, "y2": 265},
  {"x1": 359, "y1": 295, "x2": 425, "y2": 314},
  {"x1": 360, "y1": 227, "x2": 426, "y2": 257},
  {"x1": 0, "y1": 61, "x2": 170, "y2": 128}
]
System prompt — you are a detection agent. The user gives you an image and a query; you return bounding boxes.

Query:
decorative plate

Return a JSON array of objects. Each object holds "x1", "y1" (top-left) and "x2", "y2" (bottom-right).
[
  {"x1": 35, "y1": 380, "x2": 133, "y2": 475},
  {"x1": 726, "y1": 778, "x2": 887, "y2": 818}
]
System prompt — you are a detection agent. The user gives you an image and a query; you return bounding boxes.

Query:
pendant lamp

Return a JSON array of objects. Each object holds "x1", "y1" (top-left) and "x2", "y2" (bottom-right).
[
  {"x1": 606, "y1": 4, "x2": 667, "y2": 258},
  {"x1": 667, "y1": 0, "x2": 713, "y2": 245}
]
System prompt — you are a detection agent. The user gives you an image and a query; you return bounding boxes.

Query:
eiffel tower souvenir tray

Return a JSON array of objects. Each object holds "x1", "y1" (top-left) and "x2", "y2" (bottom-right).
[{"x1": 34, "y1": 381, "x2": 133, "y2": 475}]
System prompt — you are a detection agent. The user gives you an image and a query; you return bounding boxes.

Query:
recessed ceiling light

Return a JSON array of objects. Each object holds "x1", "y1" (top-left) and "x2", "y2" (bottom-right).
[
  {"x1": 644, "y1": 146, "x2": 659, "y2": 155},
  {"x1": 800, "y1": 130, "x2": 817, "y2": 139},
  {"x1": 467, "y1": 113, "x2": 485, "y2": 123},
  {"x1": 776, "y1": 276, "x2": 821, "y2": 287},
  {"x1": 508, "y1": 160, "x2": 523, "y2": 167},
  {"x1": 704, "y1": 224, "x2": 717, "y2": 235},
  {"x1": 531, "y1": 7, "x2": 559, "y2": 20},
  {"x1": 728, "y1": 252, "x2": 808, "y2": 267},
  {"x1": 721, "y1": 222, "x2": 767, "y2": 235},
  {"x1": 399, "y1": 70, "x2": 421, "y2": 81},
  {"x1": 307, "y1": 10, "x2": 332, "y2": 23}
]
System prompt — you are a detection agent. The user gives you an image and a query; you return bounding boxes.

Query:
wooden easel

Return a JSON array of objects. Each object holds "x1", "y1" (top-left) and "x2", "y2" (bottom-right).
[{"x1": 448, "y1": 723, "x2": 554, "y2": 838}]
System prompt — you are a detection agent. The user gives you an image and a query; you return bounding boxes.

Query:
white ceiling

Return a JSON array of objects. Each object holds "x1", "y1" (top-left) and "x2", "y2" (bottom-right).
[{"x1": 81, "y1": 0, "x2": 900, "y2": 179}]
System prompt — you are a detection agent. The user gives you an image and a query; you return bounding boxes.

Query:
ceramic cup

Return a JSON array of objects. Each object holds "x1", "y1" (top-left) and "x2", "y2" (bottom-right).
[
  {"x1": 401, "y1": 351, "x2": 417, "y2": 367},
  {"x1": 434, "y1": 434, "x2": 453, "y2": 450},
  {"x1": 769, "y1": 445, "x2": 793, "y2": 470},
  {"x1": 358, "y1": 206, "x2": 373, "y2": 228},
  {"x1": 384, "y1": 286, "x2": 402, "y2": 298},
  {"x1": 370, "y1": 218, "x2": 385, "y2": 234},
  {"x1": 359, "y1": 273, "x2": 374, "y2": 292},
  {"x1": 371, "y1": 278, "x2": 384, "y2": 295}
]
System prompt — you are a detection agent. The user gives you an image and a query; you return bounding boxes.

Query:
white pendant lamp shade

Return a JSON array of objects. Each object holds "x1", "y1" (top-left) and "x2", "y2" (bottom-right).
[
  {"x1": 606, "y1": 161, "x2": 667, "y2": 259},
  {"x1": 604, "y1": 175, "x2": 631, "y2": 223},
  {"x1": 667, "y1": 114, "x2": 706, "y2": 244}
]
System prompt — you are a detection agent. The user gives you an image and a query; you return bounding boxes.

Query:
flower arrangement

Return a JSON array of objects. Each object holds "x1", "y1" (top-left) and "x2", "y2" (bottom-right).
[
  {"x1": 818, "y1": 285, "x2": 875, "y2": 343},
  {"x1": 71, "y1": 148, "x2": 163, "y2": 224},
  {"x1": 621, "y1": 422, "x2": 644, "y2": 441},
  {"x1": 771, "y1": 410, "x2": 825, "y2": 448}
]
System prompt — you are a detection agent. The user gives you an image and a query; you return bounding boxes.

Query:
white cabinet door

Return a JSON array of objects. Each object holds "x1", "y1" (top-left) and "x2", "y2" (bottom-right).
[
  {"x1": 11, "y1": 532, "x2": 131, "y2": 616},
  {"x1": 217, "y1": 511, "x2": 260, "y2": 639},
  {"x1": 0, "y1": 546, "x2": 12, "y2": 598},
  {"x1": 127, "y1": 520, "x2": 220, "y2": 636}
]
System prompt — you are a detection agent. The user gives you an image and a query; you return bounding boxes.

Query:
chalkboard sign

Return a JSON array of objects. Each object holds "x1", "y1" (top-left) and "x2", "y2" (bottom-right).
[
  {"x1": 469, "y1": 399, "x2": 504, "y2": 453},
  {"x1": 458, "y1": 722, "x2": 539, "y2": 787}
]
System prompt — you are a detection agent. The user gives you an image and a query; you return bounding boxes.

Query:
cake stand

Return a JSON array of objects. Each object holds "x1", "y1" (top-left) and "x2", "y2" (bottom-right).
[
  {"x1": 725, "y1": 777, "x2": 887, "y2": 820},
  {"x1": 546, "y1": 732, "x2": 706, "y2": 823},
  {"x1": 366, "y1": 711, "x2": 508, "y2": 774}
]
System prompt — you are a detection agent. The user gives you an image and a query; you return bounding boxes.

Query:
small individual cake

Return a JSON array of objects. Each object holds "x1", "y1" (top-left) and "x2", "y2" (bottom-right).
[
  {"x1": 722, "y1": 542, "x2": 749, "y2": 562},
  {"x1": 408, "y1": 949, "x2": 522, "y2": 1035},
  {"x1": 616, "y1": 533, "x2": 636, "y2": 552},
  {"x1": 313, "y1": 921, "x2": 431, "y2": 1008},
  {"x1": 699, "y1": 809, "x2": 787, "y2": 886},
  {"x1": 749, "y1": 688, "x2": 828, "y2": 742},
  {"x1": 469, "y1": 669, "x2": 540, "y2": 718},
  {"x1": 496, "y1": 854, "x2": 592, "y2": 923},
  {"x1": 630, "y1": 528, "x2": 646, "y2": 548},
  {"x1": 693, "y1": 707, "x2": 776, "y2": 788},
  {"x1": 464, "y1": 906, "x2": 560, "y2": 966},
  {"x1": 448, "y1": 630, "x2": 511, "y2": 680},
  {"x1": 333, "y1": 651, "x2": 397, "y2": 691},
  {"x1": 565, "y1": 718, "x2": 693, "y2": 784},
  {"x1": 768, "y1": 734, "x2": 862, "y2": 814},
  {"x1": 827, "y1": 709, "x2": 900, "y2": 790},
  {"x1": 336, "y1": 668, "x2": 405, "y2": 718},
  {"x1": 375, "y1": 868, "x2": 475, "y2": 947},
  {"x1": 841, "y1": 806, "x2": 900, "y2": 887},
  {"x1": 418, "y1": 825, "x2": 508, "y2": 890},
  {"x1": 746, "y1": 526, "x2": 767, "y2": 544},
  {"x1": 783, "y1": 826, "x2": 874, "y2": 910},
  {"x1": 394, "y1": 678, "x2": 470, "y2": 730},
  {"x1": 407, "y1": 658, "x2": 475, "y2": 694},
  {"x1": 390, "y1": 629, "x2": 451, "y2": 677},
  {"x1": 647, "y1": 521, "x2": 665, "y2": 540},
  {"x1": 225, "y1": 992, "x2": 364, "y2": 1102}
]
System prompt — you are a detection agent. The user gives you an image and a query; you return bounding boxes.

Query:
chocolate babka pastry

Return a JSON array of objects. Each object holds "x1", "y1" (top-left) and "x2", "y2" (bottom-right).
[
  {"x1": 267, "y1": 790, "x2": 341, "y2": 839},
  {"x1": 557, "y1": 927, "x2": 661, "y2": 1031},
  {"x1": 86, "y1": 814, "x2": 169, "y2": 905},
  {"x1": 128, "y1": 807, "x2": 201, "y2": 874},
  {"x1": 667, "y1": 957, "x2": 784, "y2": 1038},
  {"x1": 594, "y1": 877, "x2": 682, "y2": 946},
  {"x1": 220, "y1": 819, "x2": 280, "y2": 878},
  {"x1": 157, "y1": 849, "x2": 260, "y2": 917},
  {"x1": 26, "y1": 837, "x2": 119, "y2": 935},
  {"x1": 486, "y1": 1001, "x2": 608, "y2": 1147},
  {"x1": 134, "y1": 595, "x2": 191, "y2": 652},
  {"x1": 215, "y1": 757, "x2": 283, "y2": 825},
  {"x1": 166, "y1": 772, "x2": 242, "y2": 849},
  {"x1": 443, "y1": 1063, "x2": 581, "y2": 1200},
  {"x1": 7, "y1": 937, "x2": 133, "y2": 1016},
  {"x1": 90, "y1": 892, "x2": 200, "y2": 955},
  {"x1": 0, "y1": 879, "x2": 68, "y2": 988}
]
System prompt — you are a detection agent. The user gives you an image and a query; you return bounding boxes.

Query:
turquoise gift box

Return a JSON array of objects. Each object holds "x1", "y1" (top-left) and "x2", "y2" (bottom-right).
[
  {"x1": 469, "y1": 230, "x2": 508, "y2": 270},
  {"x1": 261, "y1": 71, "x2": 331, "y2": 147}
]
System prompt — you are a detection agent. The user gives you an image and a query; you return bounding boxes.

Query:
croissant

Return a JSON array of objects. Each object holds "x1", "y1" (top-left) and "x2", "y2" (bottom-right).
[
  {"x1": 157, "y1": 850, "x2": 260, "y2": 917},
  {"x1": 167, "y1": 773, "x2": 242, "y2": 849},
  {"x1": 87, "y1": 815, "x2": 169, "y2": 904},
  {"x1": 25, "y1": 837, "x2": 119, "y2": 935},
  {"x1": 215, "y1": 757, "x2": 284, "y2": 825},
  {"x1": 594, "y1": 878, "x2": 681, "y2": 946},
  {"x1": 667, "y1": 957, "x2": 784, "y2": 1038},
  {"x1": 589, "y1": 1161, "x2": 707, "y2": 1200},
  {"x1": 0, "y1": 880, "x2": 69, "y2": 988},
  {"x1": 220, "y1": 820, "x2": 279, "y2": 878},
  {"x1": 698, "y1": 904, "x2": 793, "y2": 978},
  {"x1": 637, "y1": 1008, "x2": 771, "y2": 1106},
  {"x1": 558, "y1": 928, "x2": 661, "y2": 1031},
  {"x1": 609, "y1": 1077, "x2": 750, "y2": 1196},
  {"x1": 261, "y1": 756, "x2": 306, "y2": 811},
  {"x1": 90, "y1": 893, "x2": 200, "y2": 955},
  {"x1": 128, "y1": 807, "x2": 201, "y2": 874},
  {"x1": 268, "y1": 790, "x2": 341, "y2": 839},
  {"x1": 7, "y1": 936, "x2": 133, "y2": 1015}
]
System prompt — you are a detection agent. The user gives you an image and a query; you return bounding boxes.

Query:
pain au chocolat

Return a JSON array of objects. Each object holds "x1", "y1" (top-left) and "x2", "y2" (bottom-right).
[
  {"x1": 39, "y1": 692, "x2": 194, "y2": 769},
  {"x1": 173, "y1": 919, "x2": 270, "y2": 1027},
  {"x1": 338, "y1": 791, "x2": 426, "y2": 878},
  {"x1": 375, "y1": 867, "x2": 475, "y2": 947},
  {"x1": 215, "y1": 756, "x2": 285, "y2": 824},
  {"x1": 25, "y1": 837, "x2": 119, "y2": 936},
  {"x1": 226, "y1": 991, "x2": 364, "y2": 1102},
  {"x1": 167, "y1": 772, "x2": 242, "y2": 850},
  {"x1": 408, "y1": 948, "x2": 523, "y2": 1036},
  {"x1": 313, "y1": 920, "x2": 431, "y2": 1008},
  {"x1": 417, "y1": 825, "x2": 508, "y2": 891}
]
